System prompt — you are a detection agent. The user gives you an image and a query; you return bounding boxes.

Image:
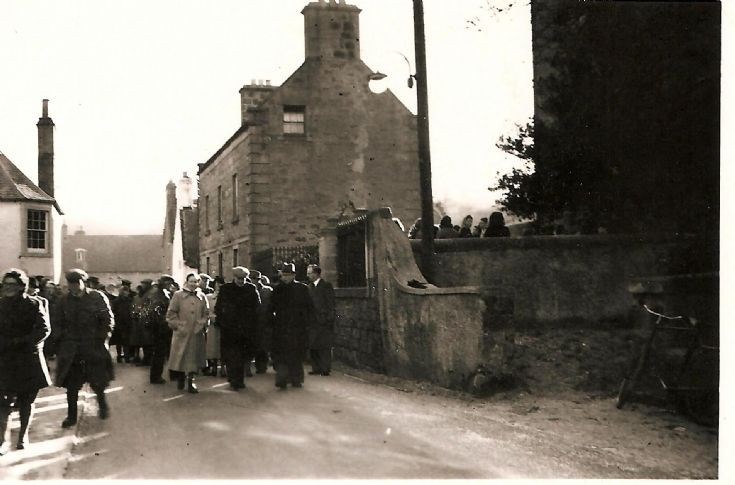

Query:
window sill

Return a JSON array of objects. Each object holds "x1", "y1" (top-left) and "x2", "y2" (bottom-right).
[{"x1": 20, "y1": 250, "x2": 52, "y2": 259}]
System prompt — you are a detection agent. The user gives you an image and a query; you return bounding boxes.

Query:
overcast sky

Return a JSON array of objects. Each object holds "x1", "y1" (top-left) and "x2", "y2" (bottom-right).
[{"x1": 0, "y1": 0, "x2": 532, "y2": 235}]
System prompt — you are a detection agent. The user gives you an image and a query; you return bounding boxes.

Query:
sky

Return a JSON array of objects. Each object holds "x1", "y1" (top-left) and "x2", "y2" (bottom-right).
[{"x1": 0, "y1": 0, "x2": 532, "y2": 235}]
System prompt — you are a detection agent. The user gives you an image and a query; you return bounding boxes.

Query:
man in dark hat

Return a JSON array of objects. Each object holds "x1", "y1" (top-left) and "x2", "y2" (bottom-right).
[
  {"x1": 214, "y1": 267, "x2": 260, "y2": 390},
  {"x1": 53, "y1": 269, "x2": 115, "y2": 427},
  {"x1": 148, "y1": 275, "x2": 175, "y2": 384},
  {"x1": 269, "y1": 263, "x2": 315, "y2": 389}
]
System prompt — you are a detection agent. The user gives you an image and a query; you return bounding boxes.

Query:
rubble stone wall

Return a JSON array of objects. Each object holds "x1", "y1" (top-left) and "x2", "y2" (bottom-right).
[{"x1": 333, "y1": 290, "x2": 383, "y2": 372}]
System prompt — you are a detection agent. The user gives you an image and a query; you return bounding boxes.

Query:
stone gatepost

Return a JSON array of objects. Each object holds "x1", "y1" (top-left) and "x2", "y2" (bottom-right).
[{"x1": 319, "y1": 217, "x2": 339, "y2": 285}]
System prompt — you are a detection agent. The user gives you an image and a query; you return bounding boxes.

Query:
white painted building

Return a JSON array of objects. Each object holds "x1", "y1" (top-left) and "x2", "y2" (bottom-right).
[{"x1": 0, "y1": 100, "x2": 63, "y2": 283}]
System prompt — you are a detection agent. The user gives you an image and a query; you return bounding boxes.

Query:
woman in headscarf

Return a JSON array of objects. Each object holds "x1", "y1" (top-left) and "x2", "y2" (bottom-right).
[
  {"x1": 166, "y1": 273, "x2": 209, "y2": 393},
  {"x1": 0, "y1": 268, "x2": 52, "y2": 454}
]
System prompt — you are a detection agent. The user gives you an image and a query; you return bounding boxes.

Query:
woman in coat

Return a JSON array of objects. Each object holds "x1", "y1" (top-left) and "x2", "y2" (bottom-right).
[
  {"x1": 204, "y1": 277, "x2": 224, "y2": 376},
  {"x1": 0, "y1": 269, "x2": 52, "y2": 454},
  {"x1": 166, "y1": 273, "x2": 209, "y2": 393}
]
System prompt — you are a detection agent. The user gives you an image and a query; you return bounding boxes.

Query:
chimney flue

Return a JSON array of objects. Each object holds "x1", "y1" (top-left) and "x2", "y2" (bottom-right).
[{"x1": 37, "y1": 99, "x2": 55, "y2": 198}]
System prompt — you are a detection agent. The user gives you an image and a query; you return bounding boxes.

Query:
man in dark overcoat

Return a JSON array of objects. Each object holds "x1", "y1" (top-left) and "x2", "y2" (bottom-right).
[
  {"x1": 110, "y1": 280, "x2": 133, "y2": 362},
  {"x1": 270, "y1": 263, "x2": 315, "y2": 389},
  {"x1": 0, "y1": 269, "x2": 52, "y2": 454},
  {"x1": 53, "y1": 269, "x2": 115, "y2": 428},
  {"x1": 306, "y1": 264, "x2": 336, "y2": 376},
  {"x1": 215, "y1": 267, "x2": 260, "y2": 390},
  {"x1": 250, "y1": 270, "x2": 273, "y2": 374},
  {"x1": 148, "y1": 275, "x2": 174, "y2": 384}
]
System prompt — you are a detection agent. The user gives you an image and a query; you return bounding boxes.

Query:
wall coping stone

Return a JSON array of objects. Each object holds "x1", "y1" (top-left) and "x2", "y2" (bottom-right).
[{"x1": 414, "y1": 233, "x2": 698, "y2": 253}]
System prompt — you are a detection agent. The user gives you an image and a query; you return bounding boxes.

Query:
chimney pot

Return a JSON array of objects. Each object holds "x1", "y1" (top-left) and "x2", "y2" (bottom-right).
[
  {"x1": 258, "y1": 79, "x2": 264, "y2": 86},
  {"x1": 42, "y1": 99, "x2": 49, "y2": 117},
  {"x1": 251, "y1": 78, "x2": 256, "y2": 85},
  {"x1": 266, "y1": 80, "x2": 271, "y2": 86}
]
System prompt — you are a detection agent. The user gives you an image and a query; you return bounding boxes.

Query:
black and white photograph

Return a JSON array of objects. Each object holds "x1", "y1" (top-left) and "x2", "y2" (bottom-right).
[{"x1": 0, "y1": 0, "x2": 724, "y2": 480}]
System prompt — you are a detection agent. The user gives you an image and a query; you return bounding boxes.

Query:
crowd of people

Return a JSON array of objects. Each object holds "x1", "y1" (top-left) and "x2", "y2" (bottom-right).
[
  {"x1": 407, "y1": 211, "x2": 511, "y2": 239},
  {"x1": 0, "y1": 262, "x2": 336, "y2": 455}
]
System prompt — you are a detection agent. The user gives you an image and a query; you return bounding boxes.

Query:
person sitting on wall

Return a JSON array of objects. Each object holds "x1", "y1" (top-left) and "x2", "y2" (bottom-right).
[
  {"x1": 483, "y1": 212, "x2": 511, "y2": 237},
  {"x1": 458, "y1": 215, "x2": 474, "y2": 238},
  {"x1": 472, "y1": 217, "x2": 488, "y2": 237},
  {"x1": 436, "y1": 215, "x2": 459, "y2": 239}
]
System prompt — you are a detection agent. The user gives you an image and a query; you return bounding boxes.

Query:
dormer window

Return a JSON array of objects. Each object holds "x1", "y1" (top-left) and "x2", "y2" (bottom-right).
[
  {"x1": 75, "y1": 248, "x2": 87, "y2": 262},
  {"x1": 283, "y1": 105, "x2": 305, "y2": 134}
]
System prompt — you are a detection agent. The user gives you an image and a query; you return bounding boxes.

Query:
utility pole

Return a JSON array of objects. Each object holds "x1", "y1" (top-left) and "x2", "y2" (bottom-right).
[{"x1": 413, "y1": 0, "x2": 435, "y2": 282}]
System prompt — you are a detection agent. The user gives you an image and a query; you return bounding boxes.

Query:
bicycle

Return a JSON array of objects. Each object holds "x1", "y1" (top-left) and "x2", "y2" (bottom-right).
[{"x1": 616, "y1": 304, "x2": 719, "y2": 426}]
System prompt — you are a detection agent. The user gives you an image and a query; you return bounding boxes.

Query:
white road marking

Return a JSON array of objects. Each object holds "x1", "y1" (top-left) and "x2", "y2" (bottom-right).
[{"x1": 162, "y1": 395, "x2": 184, "y2": 402}]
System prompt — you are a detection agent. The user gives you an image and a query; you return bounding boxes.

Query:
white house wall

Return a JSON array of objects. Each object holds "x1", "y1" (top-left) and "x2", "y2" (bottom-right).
[{"x1": 0, "y1": 203, "x2": 22, "y2": 273}]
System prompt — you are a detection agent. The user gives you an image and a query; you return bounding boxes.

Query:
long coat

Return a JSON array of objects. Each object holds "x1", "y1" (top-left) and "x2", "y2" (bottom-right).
[
  {"x1": 166, "y1": 289, "x2": 208, "y2": 373},
  {"x1": 308, "y1": 280, "x2": 335, "y2": 350},
  {"x1": 53, "y1": 289, "x2": 115, "y2": 388},
  {"x1": 110, "y1": 294, "x2": 133, "y2": 346},
  {"x1": 128, "y1": 291, "x2": 153, "y2": 346},
  {"x1": 270, "y1": 281, "x2": 314, "y2": 357},
  {"x1": 214, "y1": 282, "x2": 260, "y2": 348},
  {"x1": 0, "y1": 294, "x2": 52, "y2": 394},
  {"x1": 256, "y1": 283, "x2": 273, "y2": 353},
  {"x1": 205, "y1": 292, "x2": 220, "y2": 360}
]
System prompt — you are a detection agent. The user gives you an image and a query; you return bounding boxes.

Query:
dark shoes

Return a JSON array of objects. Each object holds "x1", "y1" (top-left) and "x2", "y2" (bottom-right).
[
  {"x1": 230, "y1": 382, "x2": 246, "y2": 391},
  {"x1": 150, "y1": 378, "x2": 166, "y2": 384},
  {"x1": 61, "y1": 417, "x2": 77, "y2": 429},
  {"x1": 275, "y1": 382, "x2": 287, "y2": 390},
  {"x1": 308, "y1": 371, "x2": 320, "y2": 375},
  {"x1": 321, "y1": 371, "x2": 330, "y2": 376},
  {"x1": 16, "y1": 437, "x2": 28, "y2": 450},
  {"x1": 291, "y1": 382, "x2": 303, "y2": 388}
]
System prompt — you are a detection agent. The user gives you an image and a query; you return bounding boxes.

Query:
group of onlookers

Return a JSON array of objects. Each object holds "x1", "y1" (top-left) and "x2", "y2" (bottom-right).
[
  {"x1": 408, "y1": 211, "x2": 510, "y2": 239},
  {"x1": 0, "y1": 262, "x2": 336, "y2": 456}
]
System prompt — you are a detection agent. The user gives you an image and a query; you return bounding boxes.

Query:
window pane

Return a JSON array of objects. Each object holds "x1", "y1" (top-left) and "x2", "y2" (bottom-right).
[
  {"x1": 284, "y1": 123, "x2": 305, "y2": 134},
  {"x1": 26, "y1": 210, "x2": 47, "y2": 250}
]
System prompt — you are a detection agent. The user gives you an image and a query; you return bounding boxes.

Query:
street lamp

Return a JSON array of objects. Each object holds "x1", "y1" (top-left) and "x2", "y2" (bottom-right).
[{"x1": 412, "y1": 0, "x2": 435, "y2": 283}]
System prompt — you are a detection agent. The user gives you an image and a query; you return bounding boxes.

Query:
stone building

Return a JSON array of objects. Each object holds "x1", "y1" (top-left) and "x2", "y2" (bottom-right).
[
  {"x1": 197, "y1": 0, "x2": 421, "y2": 279},
  {"x1": 0, "y1": 100, "x2": 64, "y2": 282},
  {"x1": 61, "y1": 227, "x2": 163, "y2": 288}
]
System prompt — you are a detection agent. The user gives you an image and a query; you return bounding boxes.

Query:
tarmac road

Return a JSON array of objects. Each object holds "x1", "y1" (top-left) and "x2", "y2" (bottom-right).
[{"x1": 60, "y1": 362, "x2": 717, "y2": 479}]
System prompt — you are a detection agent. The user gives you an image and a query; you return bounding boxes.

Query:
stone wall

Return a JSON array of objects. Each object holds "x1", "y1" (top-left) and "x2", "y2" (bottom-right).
[
  {"x1": 333, "y1": 289, "x2": 383, "y2": 372},
  {"x1": 416, "y1": 235, "x2": 700, "y2": 327}
]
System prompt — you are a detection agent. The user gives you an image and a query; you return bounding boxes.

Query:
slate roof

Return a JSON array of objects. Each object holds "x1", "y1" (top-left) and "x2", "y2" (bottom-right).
[
  {"x1": 0, "y1": 151, "x2": 54, "y2": 203},
  {"x1": 62, "y1": 234, "x2": 164, "y2": 273}
]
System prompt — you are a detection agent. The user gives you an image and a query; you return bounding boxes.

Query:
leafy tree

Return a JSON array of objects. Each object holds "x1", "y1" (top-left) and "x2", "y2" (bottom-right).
[{"x1": 491, "y1": 122, "x2": 538, "y2": 221}]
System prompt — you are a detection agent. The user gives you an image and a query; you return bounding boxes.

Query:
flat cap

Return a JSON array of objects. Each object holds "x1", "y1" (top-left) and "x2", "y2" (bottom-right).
[
  {"x1": 65, "y1": 268, "x2": 89, "y2": 282},
  {"x1": 232, "y1": 266, "x2": 249, "y2": 278}
]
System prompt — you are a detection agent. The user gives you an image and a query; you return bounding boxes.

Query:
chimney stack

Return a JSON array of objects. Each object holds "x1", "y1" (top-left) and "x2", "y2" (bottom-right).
[
  {"x1": 37, "y1": 99, "x2": 55, "y2": 198},
  {"x1": 177, "y1": 172, "x2": 194, "y2": 208},
  {"x1": 302, "y1": 1, "x2": 361, "y2": 61}
]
